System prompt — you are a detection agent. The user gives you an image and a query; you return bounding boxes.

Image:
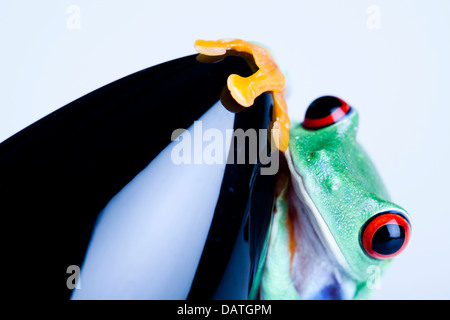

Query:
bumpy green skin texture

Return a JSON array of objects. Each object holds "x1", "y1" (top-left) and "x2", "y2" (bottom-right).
[{"x1": 288, "y1": 110, "x2": 409, "y2": 298}]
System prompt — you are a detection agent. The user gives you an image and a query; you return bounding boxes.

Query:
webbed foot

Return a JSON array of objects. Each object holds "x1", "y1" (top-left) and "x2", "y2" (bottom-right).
[{"x1": 195, "y1": 39, "x2": 290, "y2": 152}]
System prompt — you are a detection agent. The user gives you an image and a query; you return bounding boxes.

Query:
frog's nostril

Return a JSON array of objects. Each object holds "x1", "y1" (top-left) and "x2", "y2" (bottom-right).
[{"x1": 302, "y1": 96, "x2": 351, "y2": 130}]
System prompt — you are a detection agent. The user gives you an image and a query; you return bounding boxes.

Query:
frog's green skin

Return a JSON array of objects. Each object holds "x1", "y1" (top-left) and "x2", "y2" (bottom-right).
[{"x1": 249, "y1": 108, "x2": 410, "y2": 300}]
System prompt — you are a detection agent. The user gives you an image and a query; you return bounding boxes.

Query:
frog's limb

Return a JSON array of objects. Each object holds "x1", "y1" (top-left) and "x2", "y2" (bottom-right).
[
  {"x1": 259, "y1": 171, "x2": 300, "y2": 299},
  {"x1": 271, "y1": 91, "x2": 290, "y2": 152},
  {"x1": 195, "y1": 39, "x2": 290, "y2": 152}
]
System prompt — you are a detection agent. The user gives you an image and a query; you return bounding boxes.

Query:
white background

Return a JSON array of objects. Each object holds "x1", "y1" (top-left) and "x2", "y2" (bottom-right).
[{"x1": 1, "y1": 1, "x2": 449, "y2": 299}]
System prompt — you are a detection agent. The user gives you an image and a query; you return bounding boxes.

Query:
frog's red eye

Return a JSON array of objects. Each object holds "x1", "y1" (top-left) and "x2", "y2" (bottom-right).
[
  {"x1": 302, "y1": 96, "x2": 352, "y2": 130},
  {"x1": 361, "y1": 212, "x2": 411, "y2": 260}
]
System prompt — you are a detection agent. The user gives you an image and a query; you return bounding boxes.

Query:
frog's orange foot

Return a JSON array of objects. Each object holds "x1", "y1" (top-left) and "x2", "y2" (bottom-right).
[{"x1": 195, "y1": 39, "x2": 290, "y2": 152}]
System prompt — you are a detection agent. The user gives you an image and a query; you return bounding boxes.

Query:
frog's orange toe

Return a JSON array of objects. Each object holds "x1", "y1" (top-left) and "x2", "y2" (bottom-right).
[
  {"x1": 194, "y1": 40, "x2": 227, "y2": 56},
  {"x1": 272, "y1": 120, "x2": 290, "y2": 152},
  {"x1": 227, "y1": 74, "x2": 254, "y2": 107}
]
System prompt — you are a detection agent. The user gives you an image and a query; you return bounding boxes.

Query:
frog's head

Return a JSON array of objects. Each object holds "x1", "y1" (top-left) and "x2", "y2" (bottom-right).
[{"x1": 252, "y1": 96, "x2": 411, "y2": 299}]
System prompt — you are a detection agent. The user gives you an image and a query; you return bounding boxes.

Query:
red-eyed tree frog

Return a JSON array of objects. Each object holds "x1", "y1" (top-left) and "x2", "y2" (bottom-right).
[{"x1": 196, "y1": 39, "x2": 411, "y2": 300}]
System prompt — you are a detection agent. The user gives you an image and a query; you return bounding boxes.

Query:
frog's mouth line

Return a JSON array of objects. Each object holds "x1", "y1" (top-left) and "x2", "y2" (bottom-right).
[{"x1": 283, "y1": 149, "x2": 356, "y2": 299}]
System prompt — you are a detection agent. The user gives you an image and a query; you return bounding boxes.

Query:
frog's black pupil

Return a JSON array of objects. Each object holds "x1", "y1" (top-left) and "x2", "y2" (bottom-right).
[
  {"x1": 305, "y1": 96, "x2": 344, "y2": 119},
  {"x1": 372, "y1": 224, "x2": 405, "y2": 255}
]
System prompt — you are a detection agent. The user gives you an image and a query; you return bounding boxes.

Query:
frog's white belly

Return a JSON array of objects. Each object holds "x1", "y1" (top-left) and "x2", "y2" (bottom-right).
[{"x1": 72, "y1": 102, "x2": 234, "y2": 299}]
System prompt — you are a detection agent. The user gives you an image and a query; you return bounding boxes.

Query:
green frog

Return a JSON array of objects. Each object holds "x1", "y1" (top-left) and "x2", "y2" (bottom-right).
[
  {"x1": 195, "y1": 39, "x2": 411, "y2": 300},
  {"x1": 249, "y1": 95, "x2": 411, "y2": 299}
]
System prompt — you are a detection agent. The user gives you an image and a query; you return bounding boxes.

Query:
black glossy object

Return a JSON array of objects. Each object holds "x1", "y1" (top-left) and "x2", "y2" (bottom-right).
[
  {"x1": 0, "y1": 54, "x2": 272, "y2": 299},
  {"x1": 188, "y1": 84, "x2": 272, "y2": 300}
]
